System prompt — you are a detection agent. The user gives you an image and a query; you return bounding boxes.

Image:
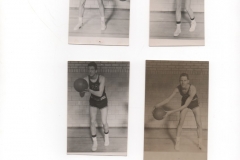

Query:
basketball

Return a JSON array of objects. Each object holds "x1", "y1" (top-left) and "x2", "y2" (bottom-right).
[
  {"x1": 73, "y1": 78, "x2": 88, "y2": 92},
  {"x1": 152, "y1": 107, "x2": 166, "y2": 120}
]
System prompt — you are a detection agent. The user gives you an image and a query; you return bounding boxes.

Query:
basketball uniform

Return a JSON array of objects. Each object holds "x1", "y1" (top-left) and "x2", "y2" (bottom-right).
[
  {"x1": 89, "y1": 75, "x2": 108, "y2": 109},
  {"x1": 177, "y1": 84, "x2": 199, "y2": 109}
]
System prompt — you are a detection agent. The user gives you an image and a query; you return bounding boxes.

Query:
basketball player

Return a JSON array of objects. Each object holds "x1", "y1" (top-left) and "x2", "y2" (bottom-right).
[
  {"x1": 73, "y1": 0, "x2": 106, "y2": 31},
  {"x1": 154, "y1": 73, "x2": 203, "y2": 150},
  {"x1": 174, "y1": 0, "x2": 197, "y2": 36},
  {"x1": 80, "y1": 62, "x2": 109, "y2": 151}
]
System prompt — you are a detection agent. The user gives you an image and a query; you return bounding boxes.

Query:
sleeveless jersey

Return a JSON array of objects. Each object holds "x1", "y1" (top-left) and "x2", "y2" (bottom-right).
[
  {"x1": 89, "y1": 75, "x2": 107, "y2": 100},
  {"x1": 177, "y1": 84, "x2": 199, "y2": 109}
]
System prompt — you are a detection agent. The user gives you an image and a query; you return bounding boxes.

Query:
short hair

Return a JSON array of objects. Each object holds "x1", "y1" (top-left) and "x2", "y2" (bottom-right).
[
  {"x1": 88, "y1": 62, "x2": 97, "y2": 70},
  {"x1": 179, "y1": 73, "x2": 189, "y2": 80}
]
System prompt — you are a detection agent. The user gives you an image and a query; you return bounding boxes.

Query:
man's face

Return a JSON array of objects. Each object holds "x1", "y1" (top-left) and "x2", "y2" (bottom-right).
[
  {"x1": 179, "y1": 76, "x2": 189, "y2": 87},
  {"x1": 88, "y1": 66, "x2": 97, "y2": 77}
]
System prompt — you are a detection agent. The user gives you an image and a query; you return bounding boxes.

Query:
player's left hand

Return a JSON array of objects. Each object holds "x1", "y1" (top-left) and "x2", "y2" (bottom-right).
[
  {"x1": 83, "y1": 89, "x2": 89, "y2": 92},
  {"x1": 163, "y1": 110, "x2": 173, "y2": 119}
]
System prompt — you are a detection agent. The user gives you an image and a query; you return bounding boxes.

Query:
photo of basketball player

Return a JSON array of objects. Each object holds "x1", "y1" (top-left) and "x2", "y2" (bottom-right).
[
  {"x1": 144, "y1": 61, "x2": 208, "y2": 160},
  {"x1": 153, "y1": 73, "x2": 203, "y2": 151},
  {"x1": 149, "y1": 0, "x2": 204, "y2": 46},
  {"x1": 68, "y1": 0, "x2": 130, "y2": 45},
  {"x1": 67, "y1": 61, "x2": 129, "y2": 155},
  {"x1": 81, "y1": 62, "x2": 109, "y2": 151},
  {"x1": 173, "y1": 0, "x2": 196, "y2": 36},
  {"x1": 73, "y1": 0, "x2": 106, "y2": 31}
]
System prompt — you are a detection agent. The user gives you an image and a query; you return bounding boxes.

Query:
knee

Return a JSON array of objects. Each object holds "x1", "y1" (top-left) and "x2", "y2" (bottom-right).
[
  {"x1": 176, "y1": 4, "x2": 182, "y2": 11},
  {"x1": 178, "y1": 120, "x2": 184, "y2": 127},
  {"x1": 80, "y1": 0, "x2": 85, "y2": 6},
  {"x1": 185, "y1": 6, "x2": 190, "y2": 12},
  {"x1": 97, "y1": 0, "x2": 104, "y2": 7}
]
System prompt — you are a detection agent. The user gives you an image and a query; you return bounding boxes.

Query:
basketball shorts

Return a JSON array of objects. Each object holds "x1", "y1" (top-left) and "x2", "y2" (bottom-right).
[
  {"x1": 181, "y1": 98, "x2": 199, "y2": 109},
  {"x1": 89, "y1": 97, "x2": 108, "y2": 109}
]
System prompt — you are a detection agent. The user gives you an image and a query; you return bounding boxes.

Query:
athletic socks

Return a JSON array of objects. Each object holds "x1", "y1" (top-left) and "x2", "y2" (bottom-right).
[
  {"x1": 189, "y1": 18, "x2": 197, "y2": 32},
  {"x1": 92, "y1": 135, "x2": 98, "y2": 151},
  {"x1": 198, "y1": 138, "x2": 203, "y2": 149},
  {"x1": 104, "y1": 131, "x2": 109, "y2": 146},
  {"x1": 101, "y1": 17, "x2": 106, "y2": 31},
  {"x1": 174, "y1": 22, "x2": 181, "y2": 37},
  {"x1": 73, "y1": 17, "x2": 83, "y2": 30},
  {"x1": 175, "y1": 137, "x2": 180, "y2": 151}
]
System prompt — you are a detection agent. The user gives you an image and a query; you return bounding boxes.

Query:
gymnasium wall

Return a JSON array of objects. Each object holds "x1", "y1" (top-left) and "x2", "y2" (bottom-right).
[
  {"x1": 150, "y1": 0, "x2": 204, "y2": 12},
  {"x1": 145, "y1": 61, "x2": 208, "y2": 129},
  {"x1": 68, "y1": 61, "x2": 129, "y2": 127},
  {"x1": 69, "y1": 0, "x2": 130, "y2": 9}
]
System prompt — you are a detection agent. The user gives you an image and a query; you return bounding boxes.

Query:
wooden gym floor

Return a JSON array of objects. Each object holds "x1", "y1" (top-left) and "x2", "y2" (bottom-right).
[
  {"x1": 150, "y1": 11, "x2": 204, "y2": 40},
  {"x1": 69, "y1": 8, "x2": 130, "y2": 38},
  {"x1": 144, "y1": 128, "x2": 207, "y2": 160},
  {"x1": 67, "y1": 127, "x2": 127, "y2": 155}
]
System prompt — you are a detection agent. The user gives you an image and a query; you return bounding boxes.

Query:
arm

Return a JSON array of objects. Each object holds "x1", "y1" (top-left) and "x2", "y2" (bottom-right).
[
  {"x1": 168, "y1": 85, "x2": 197, "y2": 114},
  {"x1": 88, "y1": 75, "x2": 105, "y2": 97},
  {"x1": 155, "y1": 88, "x2": 179, "y2": 108}
]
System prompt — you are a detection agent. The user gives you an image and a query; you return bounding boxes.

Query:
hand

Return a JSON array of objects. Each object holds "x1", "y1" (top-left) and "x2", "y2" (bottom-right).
[
  {"x1": 163, "y1": 110, "x2": 172, "y2": 119},
  {"x1": 152, "y1": 106, "x2": 157, "y2": 113},
  {"x1": 83, "y1": 88, "x2": 89, "y2": 92}
]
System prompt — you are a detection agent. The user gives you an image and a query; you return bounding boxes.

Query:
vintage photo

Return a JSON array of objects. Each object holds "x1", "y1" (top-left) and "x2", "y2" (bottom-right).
[
  {"x1": 67, "y1": 61, "x2": 129, "y2": 155},
  {"x1": 149, "y1": 0, "x2": 205, "y2": 46},
  {"x1": 68, "y1": 0, "x2": 130, "y2": 45},
  {"x1": 144, "y1": 61, "x2": 208, "y2": 160}
]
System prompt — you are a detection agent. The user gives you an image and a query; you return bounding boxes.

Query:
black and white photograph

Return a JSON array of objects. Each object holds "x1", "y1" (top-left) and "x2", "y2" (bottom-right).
[
  {"x1": 144, "y1": 61, "x2": 208, "y2": 160},
  {"x1": 67, "y1": 61, "x2": 129, "y2": 155},
  {"x1": 149, "y1": 0, "x2": 205, "y2": 46},
  {"x1": 68, "y1": 0, "x2": 130, "y2": 45}
]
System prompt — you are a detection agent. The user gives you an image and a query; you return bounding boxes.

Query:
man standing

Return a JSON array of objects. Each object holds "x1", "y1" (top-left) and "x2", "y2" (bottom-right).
[{"x1": 81, "y1": 62, "x2": 109, "y2": 151}]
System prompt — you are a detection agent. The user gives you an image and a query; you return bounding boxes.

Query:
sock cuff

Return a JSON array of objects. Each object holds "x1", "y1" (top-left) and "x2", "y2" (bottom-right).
[
  {"x1": 104, "y1": 131, "x2": 109, "y2": 134},
  {"x1": 92, "y1": 135, "x2": 97, "y2": 138},
  {"x1": 176, "y1": 21, "x2": 181, "y2": 24},
  {"x1": 191, "y1": 17, "x2": 195, "y2": 21}
]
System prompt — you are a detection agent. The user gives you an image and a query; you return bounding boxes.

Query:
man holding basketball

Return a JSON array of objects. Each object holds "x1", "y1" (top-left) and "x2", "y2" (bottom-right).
[
  {"x1": 154, "y1": 73, "x2": 203, "y2": 151},
  {"x1": 80, "y1": 62, "x2": 109, "y2": 151}
]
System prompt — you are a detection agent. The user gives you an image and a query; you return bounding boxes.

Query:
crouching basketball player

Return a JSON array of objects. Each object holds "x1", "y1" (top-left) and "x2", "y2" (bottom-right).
[
  {"x1": 154, "y1": 73, "x2": 203, "y2": 151},
  {"x1": 80, "y1": 62, "x2": 109, "y2": 151}
]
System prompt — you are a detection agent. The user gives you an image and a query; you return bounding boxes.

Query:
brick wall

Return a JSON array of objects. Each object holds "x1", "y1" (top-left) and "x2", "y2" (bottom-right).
[
  {"x1": 68, "y1": 61, "x2": 129, "y2": 127},
  {"x1": 69, "y1": 0, "x2": 130, "y2": 9},
  {"x1": 150, "y1": 0, "x2": 204, "y2": 12},
  {"x1": 145, "y1": 61, "x2": 208, "y2": 129}
]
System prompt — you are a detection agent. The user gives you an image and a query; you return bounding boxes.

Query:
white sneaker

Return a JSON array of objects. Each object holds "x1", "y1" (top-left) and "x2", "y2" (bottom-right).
[
  {"x1": 73, "y1": 17, "x2": 83, "y2": 30},
  {"x1": 104, "y1": 133, "x2": 109, "y2": 146},
  {"x1": 92, "y1": 137, "x2": 98, "y2": 151},
  {"x1": 101, "y1": 17, "x2": 106, "y2": 30},
  {"x1": 189, "y1": 19, "x2": 197, "y2": 32},
  {"x1": 174, "y1": 24, "x2": 181, "y2": 37}
]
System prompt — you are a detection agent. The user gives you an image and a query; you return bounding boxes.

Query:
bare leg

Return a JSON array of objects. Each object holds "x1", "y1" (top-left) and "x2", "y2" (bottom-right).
[
  {"x1": 175, "y1": 108, "x2": 188, "y2": 150},
  {"x1": 96, "y1": 0, "x2": 106, "y2": 30},
  {"x1": 101, "y1": 107, "x2": 109, "y2": 146},
  {"x1": 174, "y1": 0, "x2": 182, "y2": 36},
  {"x1": 73, "y1": 0, "x2": 87, "y2": 30},
  {"x1": 90, "y1": 106, "x2": 98, "y2": 151},
  {"x1": 185, "y1": 0, "x2": 196, "y2": 31},
  {"x1": 192, "y1": 107, "x2": 203, "y2": 149}
]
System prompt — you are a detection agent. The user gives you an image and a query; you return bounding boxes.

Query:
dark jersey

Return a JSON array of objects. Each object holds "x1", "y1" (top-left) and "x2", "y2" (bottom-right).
[
  {"x1": 88, "y1": 75, "x2": 107, "y2": 109},
  {"x1": 177, "y1": 84, "x2": 199, "y2": 109}
]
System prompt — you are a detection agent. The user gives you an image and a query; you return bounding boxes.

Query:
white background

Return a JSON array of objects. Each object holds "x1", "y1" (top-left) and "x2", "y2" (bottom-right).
[{"x1": 0, "y1": 0, "x2": 240, "y2": 160}]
